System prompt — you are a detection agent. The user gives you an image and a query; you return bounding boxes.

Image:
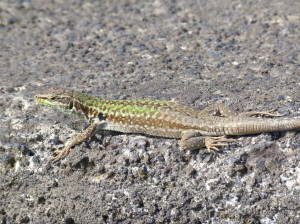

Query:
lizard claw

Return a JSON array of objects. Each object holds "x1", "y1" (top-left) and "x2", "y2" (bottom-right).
[{"x1": 205, "y1": 136, "x2": 236, "y2": 152}]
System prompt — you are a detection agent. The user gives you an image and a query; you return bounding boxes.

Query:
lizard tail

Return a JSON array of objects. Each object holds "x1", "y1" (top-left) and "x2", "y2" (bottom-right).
[{"x1": 222, "y1": 117, "x2": 300, "y2": 136}]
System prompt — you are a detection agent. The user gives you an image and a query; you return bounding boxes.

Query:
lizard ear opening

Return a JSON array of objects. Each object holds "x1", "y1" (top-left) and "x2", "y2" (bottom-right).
[
  {"x1": 69, "y1": 102, "x2": 73, "y2": 110},
  {"x1": 99, "y1": 113, "x2": 106, "y2": 121}
]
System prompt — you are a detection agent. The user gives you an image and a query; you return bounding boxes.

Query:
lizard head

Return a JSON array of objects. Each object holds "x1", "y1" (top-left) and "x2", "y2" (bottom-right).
[{"x1": 35, "y1": 87, "x2": 74, "y2": 113}]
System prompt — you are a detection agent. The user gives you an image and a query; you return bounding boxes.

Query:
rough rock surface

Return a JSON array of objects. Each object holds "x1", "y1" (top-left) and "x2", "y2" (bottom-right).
[{"x1": 1, "y1": 0, "x2": 300, "y2": 223}]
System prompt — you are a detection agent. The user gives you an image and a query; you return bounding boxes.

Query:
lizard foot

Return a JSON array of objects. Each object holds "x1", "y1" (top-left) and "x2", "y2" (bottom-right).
[
  {"x1": 205, "y1": 136, "x2": 236, "y2": 152},
  {"x1": 51, "y1": 146, "x2": 72, "y2": 163}
]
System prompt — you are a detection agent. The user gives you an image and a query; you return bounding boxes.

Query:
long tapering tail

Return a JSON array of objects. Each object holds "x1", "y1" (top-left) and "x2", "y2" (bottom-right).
[{"x1": 203, "y1": 116, "x2": 300, "y2": 136}]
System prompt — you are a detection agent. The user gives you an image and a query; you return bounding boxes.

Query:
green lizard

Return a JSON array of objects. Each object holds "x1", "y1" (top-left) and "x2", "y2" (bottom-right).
[{"x1": 35, "y1": 87, "x2": 299, "y2": 163}]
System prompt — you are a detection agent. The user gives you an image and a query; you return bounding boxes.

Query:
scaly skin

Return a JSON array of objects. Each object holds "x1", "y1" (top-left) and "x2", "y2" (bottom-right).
[{"x1": 35, "y1": 87, "x2": 300, "y2": 162}]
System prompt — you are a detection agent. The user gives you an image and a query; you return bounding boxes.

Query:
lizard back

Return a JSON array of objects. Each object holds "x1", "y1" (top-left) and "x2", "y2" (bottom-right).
[{"x1": 71, "y1": 90, "x2": 206, "y2": 138}]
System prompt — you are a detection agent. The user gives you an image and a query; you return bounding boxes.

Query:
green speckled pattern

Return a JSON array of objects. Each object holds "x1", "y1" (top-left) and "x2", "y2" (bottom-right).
[{"x1": 71, "y1": 90, "x2": 207, "y2": 138}]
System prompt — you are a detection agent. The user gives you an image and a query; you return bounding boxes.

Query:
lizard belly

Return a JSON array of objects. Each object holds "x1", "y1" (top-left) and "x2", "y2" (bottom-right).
[{"x1": 102, "y1": 122, "x2": 183, "y2": 138}]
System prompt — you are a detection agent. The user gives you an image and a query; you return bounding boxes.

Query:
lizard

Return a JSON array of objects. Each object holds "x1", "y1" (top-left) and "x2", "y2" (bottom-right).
[{"x1": 35, "y1": 87, "x2": 299, "y2": 163}]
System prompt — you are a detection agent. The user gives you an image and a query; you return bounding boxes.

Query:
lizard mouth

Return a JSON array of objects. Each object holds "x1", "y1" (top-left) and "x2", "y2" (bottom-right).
[
  {"x1": 34, "y1": 96, "x2": 51, "y2": 106},
  {"x1": 34, "y1": 95, "x2": 47, "y2": 102},
  {"x1": 34, "y1": 95, "x2": 42, "y2": 101}
]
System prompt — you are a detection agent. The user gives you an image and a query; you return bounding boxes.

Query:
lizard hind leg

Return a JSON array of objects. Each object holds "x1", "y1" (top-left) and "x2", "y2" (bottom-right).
[
  {"x1": 197, "y1": 103, "x2": 237, "y2": 118},
  {"x1": 179, "y1": 130, "x2": 206, "y2": 150},
  {"x1": 179, "y1": 130, "x2": 236, "y2": 152},
  {"x1": 197, "y1": 103, "x2": 284, "y2": 119},
  {"x1": 238, "y1": 109, "x2": 284, "y2": 118}
]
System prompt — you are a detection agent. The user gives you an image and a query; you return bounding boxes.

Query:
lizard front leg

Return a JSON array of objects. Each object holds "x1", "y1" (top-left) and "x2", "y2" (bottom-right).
[
  {"x1": 179, "y1": 130, "x2": 236, "y2": 152},
  {"x1": 52, "y1": 123, "x2": 98, "y2": 163}
]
